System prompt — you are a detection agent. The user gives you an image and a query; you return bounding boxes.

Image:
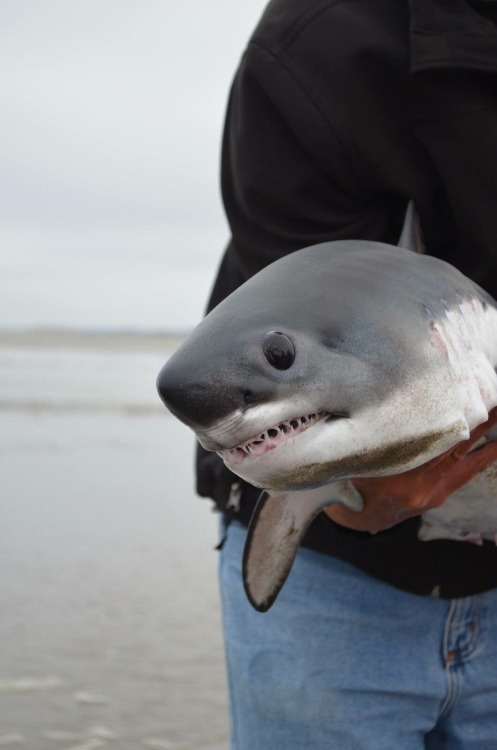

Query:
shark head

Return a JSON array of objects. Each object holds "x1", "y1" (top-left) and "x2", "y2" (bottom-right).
[{"x1": 157, "y1": 240, "x2": 467, "y2": 493}]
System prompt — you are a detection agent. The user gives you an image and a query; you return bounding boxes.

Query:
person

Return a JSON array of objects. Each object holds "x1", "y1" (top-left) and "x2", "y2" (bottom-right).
[{"x1": 196, "y1": 0, "x2": 497, "y2": 747}]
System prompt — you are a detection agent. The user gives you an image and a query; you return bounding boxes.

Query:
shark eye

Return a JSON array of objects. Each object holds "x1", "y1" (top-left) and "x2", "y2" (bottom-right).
[{"x1": 262, "y1": 331, "x2": 295, "y2": 370}]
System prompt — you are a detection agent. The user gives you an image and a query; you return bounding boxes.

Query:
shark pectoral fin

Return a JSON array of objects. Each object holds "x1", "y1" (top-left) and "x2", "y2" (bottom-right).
[{"x1": 242, "y1": 482, "x2": 364, "y2": 612}]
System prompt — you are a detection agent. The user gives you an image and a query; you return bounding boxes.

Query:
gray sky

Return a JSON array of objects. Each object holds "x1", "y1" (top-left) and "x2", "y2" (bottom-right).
[{"x1": 0, "y1": 0, "x2": 267, "y2": 331}]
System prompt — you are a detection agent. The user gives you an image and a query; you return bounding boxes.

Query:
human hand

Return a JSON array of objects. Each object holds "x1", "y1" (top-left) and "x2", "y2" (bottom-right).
[{"x1": 324, "y1": 408, "x2": 497, "y2": 533}]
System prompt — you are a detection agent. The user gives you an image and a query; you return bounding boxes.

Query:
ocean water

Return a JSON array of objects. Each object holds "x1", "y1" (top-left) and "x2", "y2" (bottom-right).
[{"x1": 0, "y1": 335, "x2": 228, "y2": 749}]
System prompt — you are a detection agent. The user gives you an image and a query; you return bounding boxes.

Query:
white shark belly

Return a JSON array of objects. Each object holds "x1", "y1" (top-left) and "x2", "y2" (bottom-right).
[
  {"x1": 419, "y1": 428, "x2": 497, "y2": 544},
  {"x1": 416, "y1": 300, "x2": 497, "y2": 544}
]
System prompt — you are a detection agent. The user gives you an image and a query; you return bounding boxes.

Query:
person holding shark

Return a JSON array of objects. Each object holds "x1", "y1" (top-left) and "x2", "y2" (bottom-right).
[{"x1": 158, "y1": 0, "x2": 497, "y2": 747}]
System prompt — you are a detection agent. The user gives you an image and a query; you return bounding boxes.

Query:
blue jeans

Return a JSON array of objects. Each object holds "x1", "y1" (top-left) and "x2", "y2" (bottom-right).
[{"x1": 220, "y1": 522, "x2": 497, "y2": 749}]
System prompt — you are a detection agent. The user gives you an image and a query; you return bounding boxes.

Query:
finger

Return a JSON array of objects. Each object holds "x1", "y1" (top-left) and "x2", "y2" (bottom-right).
[
  {"x1": 393, "y1": 434, "x2": 497, "y2": 509},
  {"x1": 429, "y1": 440, "x2": 497, "y2": 506},
  {"x1": 421, "y1": 413, "x2": 497, "y2": 477}
]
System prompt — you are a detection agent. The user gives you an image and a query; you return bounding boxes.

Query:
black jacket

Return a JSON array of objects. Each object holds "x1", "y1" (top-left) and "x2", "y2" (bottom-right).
[{"x1": 197, "y1": 0, "x2": 497, "y2": 598}]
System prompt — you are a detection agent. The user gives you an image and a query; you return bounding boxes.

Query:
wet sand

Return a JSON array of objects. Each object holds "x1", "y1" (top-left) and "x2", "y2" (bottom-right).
[{"x1": 0, "y1": 335, "x2": 228, "y2": 749}]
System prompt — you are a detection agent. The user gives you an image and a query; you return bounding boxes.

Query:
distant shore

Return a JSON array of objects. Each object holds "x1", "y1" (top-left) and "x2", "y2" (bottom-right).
[{"x1": 0, "y1": 328, "x2": 187, "y2": 352}]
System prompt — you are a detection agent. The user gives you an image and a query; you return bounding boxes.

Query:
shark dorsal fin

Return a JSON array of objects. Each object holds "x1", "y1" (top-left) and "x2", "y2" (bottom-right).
[{"x1": 398, "y1": 200, "x2": 425, "y2": 254}]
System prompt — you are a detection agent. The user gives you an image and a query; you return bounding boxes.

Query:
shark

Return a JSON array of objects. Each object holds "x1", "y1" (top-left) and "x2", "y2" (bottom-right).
[{"x1": 156, "y1": 204, "x2": 497, "y2": 611}]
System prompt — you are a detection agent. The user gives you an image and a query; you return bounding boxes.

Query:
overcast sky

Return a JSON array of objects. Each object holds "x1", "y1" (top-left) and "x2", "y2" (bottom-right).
[{"x1": 0, "y1": 0, "x2": 268, "y2": 332}]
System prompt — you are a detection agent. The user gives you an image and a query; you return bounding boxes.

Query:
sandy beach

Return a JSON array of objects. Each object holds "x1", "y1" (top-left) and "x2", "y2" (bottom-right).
[{"x1": 0, "y1": 332, "x2": 228, "y2": 749}]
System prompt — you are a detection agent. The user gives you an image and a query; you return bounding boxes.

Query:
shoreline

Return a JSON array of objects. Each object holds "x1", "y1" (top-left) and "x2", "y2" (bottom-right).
[{"x1": 0, "y1": 328, "x2": 187, "y2": 352}]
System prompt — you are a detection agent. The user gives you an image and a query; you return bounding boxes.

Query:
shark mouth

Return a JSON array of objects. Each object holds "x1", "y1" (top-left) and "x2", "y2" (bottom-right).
[{"x1": 218, "y1": 411, "x2": 329, "y2": 465}]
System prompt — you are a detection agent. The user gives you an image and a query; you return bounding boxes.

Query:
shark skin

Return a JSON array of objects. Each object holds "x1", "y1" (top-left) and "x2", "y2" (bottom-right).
[{"x1": 157, "y1": 204, "x2": 497, "y2": 611}]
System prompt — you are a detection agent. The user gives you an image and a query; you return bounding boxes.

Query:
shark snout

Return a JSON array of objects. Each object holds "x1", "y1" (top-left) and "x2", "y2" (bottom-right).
[
  {"x1": 157, "y1": 361, "x2": 237, "y2": 427},
  {"x1": 156, "y1": 358, "x2": 271, "y2": 431}
]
